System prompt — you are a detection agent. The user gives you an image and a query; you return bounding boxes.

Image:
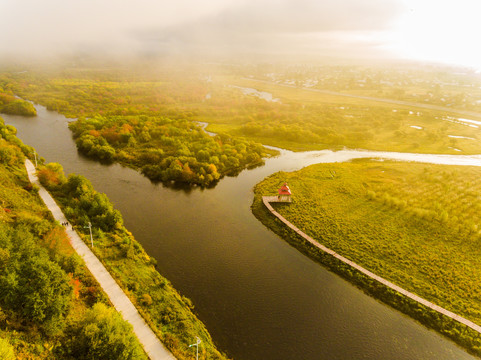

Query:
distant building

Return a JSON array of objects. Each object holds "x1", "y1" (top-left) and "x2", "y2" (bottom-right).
[{"x1": 278, "y1": 182, "x2": 292, "y2": 202}]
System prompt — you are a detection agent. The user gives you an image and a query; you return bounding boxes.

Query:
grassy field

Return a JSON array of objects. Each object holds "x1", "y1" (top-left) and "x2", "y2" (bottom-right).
[
  {"x1": 4, "y1": 65, "x2": 481, "y2": 157},
  {"x1": 252, "y1": 160, "x2": 481, "y2": 354},
  {"x1": 220, "y1": 77, "x2": 481, "y2": 153},
  {"x1": 237, "y1": 63, "x2": 481, "y2": 113}
]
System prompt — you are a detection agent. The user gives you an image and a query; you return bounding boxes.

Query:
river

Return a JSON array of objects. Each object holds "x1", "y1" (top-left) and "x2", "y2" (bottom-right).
[{"x1": 3, "y1": 105, "x2": 479, "y2": 360}]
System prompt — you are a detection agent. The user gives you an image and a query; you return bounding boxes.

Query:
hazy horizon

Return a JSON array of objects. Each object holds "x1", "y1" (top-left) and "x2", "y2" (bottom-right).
[{"x1": 1, "y1": 0, "x2": 481, "y2": 69}]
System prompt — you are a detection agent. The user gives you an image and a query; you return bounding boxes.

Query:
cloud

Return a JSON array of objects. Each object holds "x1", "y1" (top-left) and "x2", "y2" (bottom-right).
[
  {"x1": 205, "y1": 0, "x2": 400, "y2": 34},
  {"x1": 0, "y1": 0, "x2": 404, "y2": 59},
  {"x1": 133, "y1": 0, "x2": 404, "y2": 57}
]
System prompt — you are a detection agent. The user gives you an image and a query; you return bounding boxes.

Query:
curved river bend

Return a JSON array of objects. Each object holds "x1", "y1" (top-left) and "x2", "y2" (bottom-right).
[{"x1": 4, "y1": 105, "x2": 480, "y2": 360}]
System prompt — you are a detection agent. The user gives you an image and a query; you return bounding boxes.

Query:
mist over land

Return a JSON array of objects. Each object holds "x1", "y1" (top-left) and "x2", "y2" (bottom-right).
[{"x1": 1, "y1": 0, "x2": 480, "y2": 69}]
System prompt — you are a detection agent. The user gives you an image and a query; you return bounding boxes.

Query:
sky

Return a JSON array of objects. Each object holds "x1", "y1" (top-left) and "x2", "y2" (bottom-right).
[{"x1": 1, "y1": 0, "x2": 481, "y2": 69}]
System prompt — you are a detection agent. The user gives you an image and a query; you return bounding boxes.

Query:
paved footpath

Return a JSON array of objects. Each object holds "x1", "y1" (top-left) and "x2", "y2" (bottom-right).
[
  {"x1": 263, "y1": 196, "x2": 481, "y2": 334},
  {"x1": 25, "y1": 159, "x2": 176, "y2": 360}
]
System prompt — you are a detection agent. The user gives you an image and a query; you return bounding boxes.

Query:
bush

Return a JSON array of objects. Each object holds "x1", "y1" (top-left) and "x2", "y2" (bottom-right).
[
  {"x1": 71, "y1": 303, "x2": 145, "y2": 360},
  {"x1": 140, "y1": 294, "x2": 153, "y2": 307}
]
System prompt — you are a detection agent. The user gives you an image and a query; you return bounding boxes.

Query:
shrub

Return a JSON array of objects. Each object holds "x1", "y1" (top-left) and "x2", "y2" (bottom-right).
[
  {"x1": 140, "y1": 294, "x2": 153, "y2": 307},
  {"x1": 71, "y1": 303, "x2": 145, "y2": 360}
]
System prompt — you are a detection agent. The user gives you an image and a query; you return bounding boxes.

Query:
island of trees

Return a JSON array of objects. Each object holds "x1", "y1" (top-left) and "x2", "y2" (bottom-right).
[{"x1": 69, "y1": 114, "x2": 269, "y2": 186}]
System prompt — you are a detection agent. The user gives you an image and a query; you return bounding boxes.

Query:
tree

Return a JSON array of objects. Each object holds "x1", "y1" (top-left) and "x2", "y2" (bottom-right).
[
  {"x1": 72, "y1": 303, "x2": 145, "y2": 360},
  {"x1": 0, "y1": 227, "x2": 73, "y2": 334},
  {"x1": 1, "y1": 99, "x2": 37, "y2": 117},
  {"x1": 17, "y1": 255, "x2": 73, "y2": 324},
  {"x1": 0, "y1": 143, "x2": 21, "y2": 166},
  {"x1": 37, "y1": 162, "x2": 67, "y2": 188}
]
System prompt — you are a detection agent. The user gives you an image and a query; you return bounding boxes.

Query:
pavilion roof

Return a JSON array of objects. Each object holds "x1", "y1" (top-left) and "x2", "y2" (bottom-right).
[{"x1": 278, "y1": 183, "x2": 291, "y2": 195}]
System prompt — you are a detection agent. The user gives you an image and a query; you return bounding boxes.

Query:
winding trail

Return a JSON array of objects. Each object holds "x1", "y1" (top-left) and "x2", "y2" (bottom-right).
[
  {"x1": 262, "y1": 196, "x2": 481, "y2": 335},
  {"x1": 25, "y1": 159, "x2": 176, "y2": 360}
]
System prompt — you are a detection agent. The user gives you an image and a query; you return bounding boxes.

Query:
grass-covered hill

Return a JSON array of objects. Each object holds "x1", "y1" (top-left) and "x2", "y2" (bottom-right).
[{"x1": 253, "y1": 160, "x2": 481, "y2": 355}]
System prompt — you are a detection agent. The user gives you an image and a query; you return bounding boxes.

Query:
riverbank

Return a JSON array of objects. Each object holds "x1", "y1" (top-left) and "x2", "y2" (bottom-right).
[
  {"x1": 0, "y1": 121, "x2": 151, "y2": 359},
  {"x1": 252, "y1": 162, "x2": 481, "y2": 356},
  {"x1": 34, "y1": 160, "x2": 229, "y2": 360},
  {"x1": 25, "y1": 159, "x2": 176, "y2": 360}
]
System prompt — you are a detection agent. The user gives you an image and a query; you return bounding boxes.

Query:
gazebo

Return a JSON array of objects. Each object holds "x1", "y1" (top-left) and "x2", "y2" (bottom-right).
[{"x1": 277, "y1": 182, "x2": 292, "y2": 202}]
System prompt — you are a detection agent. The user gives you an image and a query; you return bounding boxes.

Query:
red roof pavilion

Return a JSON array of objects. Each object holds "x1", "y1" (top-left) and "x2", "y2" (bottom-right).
[{"x1": 278, "y1": 182, "x2": 291, "y2": 195}]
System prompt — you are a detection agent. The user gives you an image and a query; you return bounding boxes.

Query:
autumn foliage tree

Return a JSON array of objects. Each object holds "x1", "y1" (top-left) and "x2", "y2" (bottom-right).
[
  {"x1": 69, "y1": 114, "x2": 267, "y2": 186},
  {"x1": 37, "y1": 162, "x2": 67, "y2": 188}
]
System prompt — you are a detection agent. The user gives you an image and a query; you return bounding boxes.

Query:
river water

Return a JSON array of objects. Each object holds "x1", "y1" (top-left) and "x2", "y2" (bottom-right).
[{"x1": 3, "y1": 105, "x2": 479, "y2": 360}]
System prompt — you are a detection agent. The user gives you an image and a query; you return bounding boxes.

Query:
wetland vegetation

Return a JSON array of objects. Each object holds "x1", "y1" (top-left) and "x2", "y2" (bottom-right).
[
  {"x1": 252, "y1": 160, "x2": 481, "y2": 355},
  {"x1": 3, "y1": 62, "x2": 481, "y2": 161}
]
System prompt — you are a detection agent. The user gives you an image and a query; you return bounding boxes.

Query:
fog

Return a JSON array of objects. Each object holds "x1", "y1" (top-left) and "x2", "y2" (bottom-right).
[
  {"x1": 0, "y1": 0, "x2": 403, "y2": 61},
  {"x1": 1, "y1": 0, "x2": 481, "y2": 68}
]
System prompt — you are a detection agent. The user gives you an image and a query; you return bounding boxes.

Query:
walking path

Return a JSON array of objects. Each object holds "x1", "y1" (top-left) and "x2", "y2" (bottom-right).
[
  {"x1": 25, "y1": 159, "x2": 176, "y2": 360},
  {"x1": 262, "y1": 196, "x2": 481, "y2": 334}
]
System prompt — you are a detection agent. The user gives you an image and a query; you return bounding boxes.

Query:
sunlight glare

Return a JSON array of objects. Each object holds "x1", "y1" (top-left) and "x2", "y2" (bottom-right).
[{"x1": 390, "y1": 0, "x2": 481, "y2": 69}]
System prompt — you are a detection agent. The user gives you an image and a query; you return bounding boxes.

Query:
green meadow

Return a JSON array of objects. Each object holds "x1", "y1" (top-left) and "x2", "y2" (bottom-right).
[{"x1": 253, "y1": 160, "x2": 481, "y2": 354}]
